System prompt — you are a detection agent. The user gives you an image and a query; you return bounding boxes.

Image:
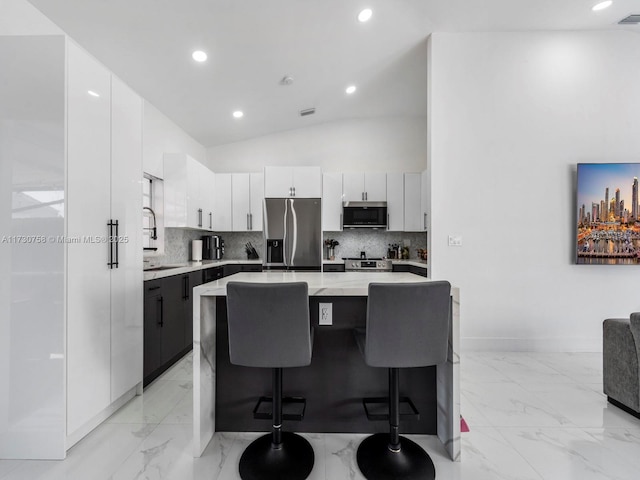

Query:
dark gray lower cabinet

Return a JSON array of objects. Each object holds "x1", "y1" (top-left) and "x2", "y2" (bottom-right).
[
  {"x1": 143, "y1": 280, "x2": 163, "y2": 381},
  {"x1": 143, "y1": 271, "x2": 203, "y2": 386},
  {"x1": 392, "y1": 264, "x2": 428, "y2": 277},
  {"x1": 143, "y1": 264, "x2": 260, "y2": 386},
  {"x1": 323, "y1": 264, "x2": 346, "y2": 272}
]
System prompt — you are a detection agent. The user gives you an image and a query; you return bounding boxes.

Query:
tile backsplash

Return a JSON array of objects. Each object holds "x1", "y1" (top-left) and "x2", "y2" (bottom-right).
[
  {"x1": 323, "y1": 231, "x2": 427, "y2": 260},
  {"x1": 148, "y1": 228, "x2": 426, "y2": 264}
]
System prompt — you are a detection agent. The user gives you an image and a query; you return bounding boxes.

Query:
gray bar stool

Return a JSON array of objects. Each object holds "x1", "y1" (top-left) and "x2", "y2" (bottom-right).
[
  {"x1": 226, "y1": 281, "x2": 314, "y2": 480},
  {"x1": 354, "y1": 281, "x2": 451, "y2": 480}
]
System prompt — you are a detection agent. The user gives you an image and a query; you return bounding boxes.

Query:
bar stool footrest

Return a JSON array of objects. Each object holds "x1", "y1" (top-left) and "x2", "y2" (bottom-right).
[
  {"x1": 362, "y1": 396, "x2": 420, "y2": 421},
  {"x1": 253, "y1": 396, "x2": 307, "y2": 421}
]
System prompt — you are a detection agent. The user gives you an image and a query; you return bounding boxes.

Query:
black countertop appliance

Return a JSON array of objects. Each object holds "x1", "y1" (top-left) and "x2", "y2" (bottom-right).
[{"x1": 202, "y1": 235, "x2": 224, "y2": 260}]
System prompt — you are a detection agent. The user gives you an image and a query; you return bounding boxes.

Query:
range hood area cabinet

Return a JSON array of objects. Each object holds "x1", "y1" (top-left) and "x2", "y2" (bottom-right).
[
  {"x1": 0, "y1": 37, "x2": 143, "y2": 459},
  {"x1": 264, "y1": 166, "x2": 322, "y2": 198},
  {"x1": 343, "y1": 172, "x2": 387, "y2": 202},
  {"x1": 164, "y1": 154, "x2": 215, "y2": 230}
]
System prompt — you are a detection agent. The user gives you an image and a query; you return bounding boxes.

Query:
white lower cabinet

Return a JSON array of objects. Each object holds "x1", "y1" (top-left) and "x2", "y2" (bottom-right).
[{"x1": 66, "y1": 42, "x2": 143, "y2": 442}]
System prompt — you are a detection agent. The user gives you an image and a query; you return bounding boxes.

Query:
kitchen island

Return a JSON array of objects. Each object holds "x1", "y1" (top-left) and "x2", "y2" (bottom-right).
[{"x1": 192, "y1": 272, "x2": 460, "y2": 461}]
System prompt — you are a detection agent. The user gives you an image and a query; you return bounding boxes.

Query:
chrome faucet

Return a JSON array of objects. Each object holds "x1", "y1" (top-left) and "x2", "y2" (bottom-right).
[{"x1": 143, "y1": 207, "x2": 158, "y2": 240}]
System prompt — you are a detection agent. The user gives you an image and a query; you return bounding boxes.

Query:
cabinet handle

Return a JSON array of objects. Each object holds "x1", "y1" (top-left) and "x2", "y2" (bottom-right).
[
  {"x1": 148, "y1": 285, "x2": 160, "y2": 291},
  {"x1": 209, "y1": 212, "x2": 212, "y2": 230},
  {"x1": 423, "y1": 212, "x2": 427, "y2": 230},
  {"x1": 387, "y1": 213, "x2": 390, "y2": 229},
  {"x1": 247, "y1": 213, "x2": 250, "y2": 230},
  {"x1": 250, "y1": 213, "x2": 253, "y2": 230},
  {"x1": 183, "y1": 275, "x2": 190, "y2": 300},
  {"x1": 289, "y1": 187, "x2": 292, "y2": 196},
  {"x1": 293, "y1": 187, "x2": 296, "y2": 197},
  {"x1": 107, "y1": 220, "x2": 113, "y2": 269},
  {"x1": 158, "y1": 296, "x2": 164, "y2": 327},
  {"x1": 198, "y1": 208, "x2": 203, "y2": 227},
  {"x1": 114, "y1": 220, "x2": 119, "y2": 268},
  {"x1": 340, "y1": 213, "x2": 343, "y2": 230},
  {"x1": 361, "y1": 192, "x2": 364, "y2": 201},
  {"x1": 365, "y1": 192, "x2": 368, "y2": 201}
]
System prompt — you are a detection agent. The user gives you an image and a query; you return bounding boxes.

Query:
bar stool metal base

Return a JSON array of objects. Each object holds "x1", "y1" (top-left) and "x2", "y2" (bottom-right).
[
  {"x1": 239, "y1": 432, "x2": 315, "y2": 480},
  {"x1": 356, "y1": 433, "x2": 436, "y2": 480}
]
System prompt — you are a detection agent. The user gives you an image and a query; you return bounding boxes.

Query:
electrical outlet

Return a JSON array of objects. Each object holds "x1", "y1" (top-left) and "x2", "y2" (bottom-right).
[
  {"x1": 319, "y1": 303, "x2": 332, "y2": 326},
  {"x1": 448, "y1": 235, "x2": 463, "y2": 247}
]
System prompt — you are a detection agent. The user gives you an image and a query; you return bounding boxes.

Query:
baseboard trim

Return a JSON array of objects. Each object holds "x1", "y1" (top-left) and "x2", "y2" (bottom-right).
[{"x1": 461, "y1": 337, "x2": 602, "y2": 352}]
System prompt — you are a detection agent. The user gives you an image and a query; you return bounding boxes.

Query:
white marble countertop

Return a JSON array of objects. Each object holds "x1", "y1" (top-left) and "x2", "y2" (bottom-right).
[
  {"x1": 143, "y1": 259, "x2": 262, "y2": 281},
  {"x1": 194, "y1": 271, "x2": 441, "y2": 297}
]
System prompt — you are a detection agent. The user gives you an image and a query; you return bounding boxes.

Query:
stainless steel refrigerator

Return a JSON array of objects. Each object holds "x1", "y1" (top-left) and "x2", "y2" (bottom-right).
[{"x1": 263, "y1": 198, "x2": 322, "y2": 270}]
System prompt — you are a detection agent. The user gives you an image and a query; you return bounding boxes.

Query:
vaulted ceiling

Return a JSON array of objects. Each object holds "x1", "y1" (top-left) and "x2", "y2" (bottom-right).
[{"x1": 27, "y1": 0, "x2": 640, "y2": 147}]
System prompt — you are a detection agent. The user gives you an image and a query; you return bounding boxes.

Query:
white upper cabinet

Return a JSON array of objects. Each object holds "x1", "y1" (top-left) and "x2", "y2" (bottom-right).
[
  {"x1": 249, "y1": 173, "x2": 264, "y2": 231},
  {"x1": 421, "y1": 169, "x2": 429, "y2": 231},
  {"x1": 200, "y1": 163, "x2": 215, "y2": 231},
  {"x1": 232, "y1": 173, "x2": 264, "y2": 231},
  {"x1": 322, "y1": 172, "x2": 343, "y2": 231},
  {"x1": 164, "y1": 154, "x2": 215, "y2": 230},
  {"x1": 264, "y1": 166, "x2": 322, "y2": 198},
  {"x1": 404, "y1": 173, "x2": 423, "y2": 232},
  {"x1": 343, "y1": 172, "x2": 387, "y2": 202},
  {"x1": 213, "y1": 173, "x2": 232, "y2": 231},
  {"x1": 386, "y1": 173, "x2": 404, "y2": 231}
]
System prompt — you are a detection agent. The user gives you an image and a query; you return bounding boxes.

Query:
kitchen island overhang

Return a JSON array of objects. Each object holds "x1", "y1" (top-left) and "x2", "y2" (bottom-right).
[{"x1": 192, "y1": 272, "x2": 460, "y2": 461}]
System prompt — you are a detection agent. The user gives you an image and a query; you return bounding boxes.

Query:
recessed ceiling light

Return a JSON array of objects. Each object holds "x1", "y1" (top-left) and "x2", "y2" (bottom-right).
[
  {"x1": 592, "y1": 1, "x2": 613, "y2": 11},
  {"x1": 192, "y1": 50, "x2": 207, "y2": 62},
  {"x1": 87, "y1": 90, "x2": 100, "y2": 97},
  {"x1": 346, "y1": 85, "x2": 357, "y2": 94},
  {"x1": 232, "y1": 111, "x2": 244, "y2": 118},
  {"x1": 358, "y1": 8, "x2": 373, "y2": 22}
]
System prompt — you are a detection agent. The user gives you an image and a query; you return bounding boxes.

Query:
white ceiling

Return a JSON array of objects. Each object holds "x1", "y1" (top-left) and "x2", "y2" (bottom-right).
[{"x1": 26, "y1": 0, "x2": 640, "y2": 148}]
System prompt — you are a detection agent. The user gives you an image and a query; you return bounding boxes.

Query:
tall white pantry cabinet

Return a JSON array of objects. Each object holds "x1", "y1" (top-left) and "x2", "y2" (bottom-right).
[{"x1": 0, "y1": 37, "x2": 143, "y2": 460}]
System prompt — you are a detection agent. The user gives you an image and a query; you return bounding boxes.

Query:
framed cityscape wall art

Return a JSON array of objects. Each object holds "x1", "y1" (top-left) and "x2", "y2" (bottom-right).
[{"x1": 576, "y1": 163, "x2": 640, "y2": 265}]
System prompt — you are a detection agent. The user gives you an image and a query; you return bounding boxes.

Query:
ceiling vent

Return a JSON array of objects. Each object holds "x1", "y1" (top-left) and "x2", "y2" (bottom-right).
[
  {"x1": 299, "y1": 108, "x2": 316, "y2": 117},
  {"x1": 619, "y1": 14, "x2": 640, "y2": 24}
]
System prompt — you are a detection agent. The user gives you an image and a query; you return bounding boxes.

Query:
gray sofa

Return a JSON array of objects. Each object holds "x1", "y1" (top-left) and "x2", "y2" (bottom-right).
[{"x1": 603, "y1": 313, "x2": 640, "y2": 418}]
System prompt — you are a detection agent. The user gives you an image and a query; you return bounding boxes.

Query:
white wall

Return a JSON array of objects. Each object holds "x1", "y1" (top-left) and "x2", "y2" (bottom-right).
[
  {"x1": 207, "y1": 116, "x2": 427, "y2": 173},
  {"x1": 143, "y1": 101, "x2": 206, "y2": 178},
  {"x1": 429, "y1": 31, "x2": 640, "y2": 352}
]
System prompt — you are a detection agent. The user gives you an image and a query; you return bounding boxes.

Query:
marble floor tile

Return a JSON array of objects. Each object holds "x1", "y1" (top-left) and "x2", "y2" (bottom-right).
[
  {"x1": 3, "y1": 351, "x2": 640, "y2": 480},
  {"x1": 463, "y1": 381, "x2": 572, "y2": 427},
  {"x1": 519, "y1": 382, "x2": 634, "y2": 428},
  {"x1": 499, "y1": 426, "x2": 640, "y2": 480},
  {"x1": 1, "y1": 423, "x2": 153, "y2": 480},
  {"x1": 0, "y1": 461, "x2": 22, "y2": 478},
  {"x1": 461, "y1": 353, "x2": 512, "y2": 384},
  {"x1": 106, "y1": 379, "x2": 191, "y2": 425},
  {"x1": 476, "y1": 353, "x2": 571, "y2": 384},
  {"x1": 110, "y1": 424, "x2": 196, "y2": 480}
]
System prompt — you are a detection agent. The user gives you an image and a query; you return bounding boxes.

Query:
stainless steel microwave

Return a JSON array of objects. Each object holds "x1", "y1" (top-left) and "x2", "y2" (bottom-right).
[{"x1": 342, "y1": 201, "x2": 387, "y2": 229}]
